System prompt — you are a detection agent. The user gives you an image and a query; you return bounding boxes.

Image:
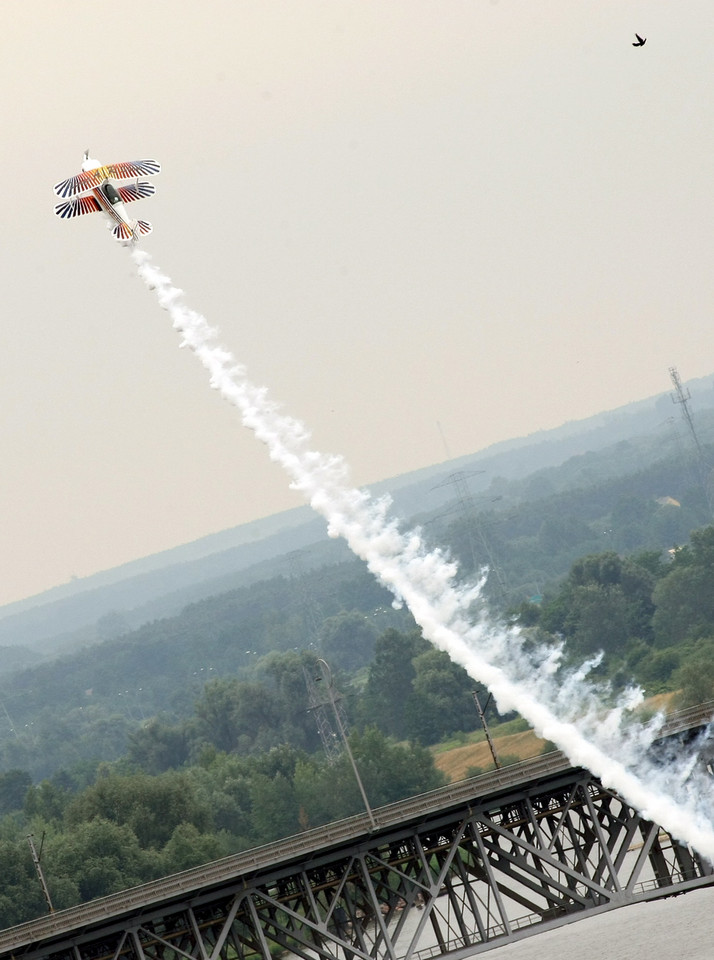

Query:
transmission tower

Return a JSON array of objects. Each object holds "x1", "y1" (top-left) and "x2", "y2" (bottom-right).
[
  {"x1": 669, "y1": 366, "x2": 714, "y2": 516},
  {"x1": 670, "y1": 367, "x2": 705, "y2": 458},
  {"x1": 307, "y1": 660, "x2": 375, "y2": 827},
  {"x1": 285, "y1": 550, "x2": 325, "y2": 649},
  {"x1": 304, "y1": 662, "x2": 349, "y2": 765},
  {"x1": 432, "y1": 470, "x2": 508, "y2": 597}
]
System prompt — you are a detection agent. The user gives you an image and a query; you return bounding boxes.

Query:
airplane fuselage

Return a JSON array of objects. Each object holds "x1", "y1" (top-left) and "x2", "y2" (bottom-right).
[
  {"x1": 92, "y1": 179, "x2": 135, "y2": 235},
  {"x1": 82, "y1": 156, "x2": 143, "y2": 242}
]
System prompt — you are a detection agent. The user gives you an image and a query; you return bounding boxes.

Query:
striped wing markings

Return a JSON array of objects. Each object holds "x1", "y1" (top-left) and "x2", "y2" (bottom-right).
[
  {"x1": 117, "y1": 182, "x2": 156, "y2": 203},
  {"x1": 112, "y1": 221, "x2": 134, "y2": 242},
  {"x1": 53, "y1": 194, "x2": 102, "y2": 219},
  {"x1": 54, "y1": 160, "x2": 161, "y2": 198}
]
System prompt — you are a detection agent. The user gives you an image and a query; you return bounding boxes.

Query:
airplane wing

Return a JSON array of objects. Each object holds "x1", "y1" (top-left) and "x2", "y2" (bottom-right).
[
  {"x1": 53, "y1": 194, "x2": 102, "y2": 219},
  {"x1": 117, "y1": 181, "x2": 157, "y2": 203},
  {"x1": 53, "y1": 160, "x2": 161, "y2": 199}
]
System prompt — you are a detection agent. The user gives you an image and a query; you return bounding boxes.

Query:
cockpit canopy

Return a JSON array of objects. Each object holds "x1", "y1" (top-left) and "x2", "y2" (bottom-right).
[{"x1": 101, "y1": 182, "x2": 122, "y2": 206}]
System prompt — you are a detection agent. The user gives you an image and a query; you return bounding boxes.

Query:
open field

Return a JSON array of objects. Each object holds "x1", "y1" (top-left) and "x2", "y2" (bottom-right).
[
  {"x1": 433, "y1": 729, "x2": 547, "y2": 781},
  {"x1": 432, "y1": 692, "x2": 680, "y2": 782}
]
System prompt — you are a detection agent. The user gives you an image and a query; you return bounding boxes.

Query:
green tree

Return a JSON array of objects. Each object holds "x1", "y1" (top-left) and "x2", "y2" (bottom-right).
[
  {"x1": 126, "y1": 718, "x2": 189, "y2": 774},
  {"x1": 0, "y1": 770, "x2": 32, "y2": 815},
  {"x1": 672, "y1": 638, "x2": 714, "y2": 707},
  {"x1": 361, "y1": 629, "x2": 429, "y2": 738},
  {"x1": 610, "y1": 494, "x2": 655, "y2": 551},
  {"x1": 540, "y1": 551, "x2": 657, "y2": 660},
  {"x1": 653, "y1": 566, "x2": 714, "y2": 646},
  {"x1": 293, "y1": 729, "x2": 445, "y2": 826},
  {"x1": 404, "y1": 649, "x2": 482, "y2": 744},
  {"x1": 0, "y1": 838, "x2": 48, "y2": 928},
  {"x1": 188, "y1": 756, "x2": 253, "y2": 839},
  {"x1": 258, "y1": 649, "x2": 322, "y2": 752},
  {"x1": 48, "y1": 818, "x2": 155, "y2": 902},
  {"x1": 537, "y1": 514, "x2": 593, "y2": 555},
  {"x1": 65, "y1": 770, "x2": 212, "y2": 848},
  {"x1": 320, "y1": 611, "x2": 378, "y2": 672},
  {"x1": 635, "y1": 647, "x2": 682, "y2": 693},
  {"x1": 249, "y1": 772, "x2": 299, "y2": 844},
  {"x1": 161, "y1": 823, "x2": 224, "y2": 874},
  {"x1": 194, "y1": 678, "x2": 280, "y2": 754},
  {"x1": 292, "y1": 755, "x2": 335, "y2": 828},
  {"x1": 24, "y1": 779, "x2": 70, "y2": 824},
  {"x1": 561, "y1": 583, "x2": 630, "y2": 658},
  {"x1": 348, "y1": 727, "x2": 445, "y2": 806}
]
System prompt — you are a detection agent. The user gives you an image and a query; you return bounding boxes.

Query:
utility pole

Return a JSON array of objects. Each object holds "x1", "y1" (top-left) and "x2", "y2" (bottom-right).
[
  {"x1": 314, "y1": 659, "x2": 376, "y2": 829},
  {"x1": 472, "y1": 690, "x2": 501, "y2": 770},
  {"x1": 27, "y1": 833, "x2": 54, "y2": 914}
]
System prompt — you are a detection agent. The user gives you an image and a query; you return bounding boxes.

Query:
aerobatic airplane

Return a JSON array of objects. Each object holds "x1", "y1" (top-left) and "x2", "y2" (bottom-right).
[{"x1": 53, "y1": 153, "x2": 161, "y2": 243}]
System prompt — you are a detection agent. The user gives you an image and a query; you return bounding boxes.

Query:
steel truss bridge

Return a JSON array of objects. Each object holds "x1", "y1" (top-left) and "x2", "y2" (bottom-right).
[{"x1": 1, "y1": 704, "x2": 713, "y2": 960}]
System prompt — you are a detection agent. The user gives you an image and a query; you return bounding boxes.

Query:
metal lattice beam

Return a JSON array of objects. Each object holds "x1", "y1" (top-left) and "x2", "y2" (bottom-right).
[
  {"x1": 3, "y1": 706, "x2": 714, "y2": 960},
  {"x1": 5, "y1": 765, "x2": 712, "y2": 960}
]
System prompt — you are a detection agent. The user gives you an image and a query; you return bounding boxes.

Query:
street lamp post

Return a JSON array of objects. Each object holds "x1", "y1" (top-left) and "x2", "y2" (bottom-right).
[{"x1": 316, "y1": 658, "x2": 376, "y2": 830}]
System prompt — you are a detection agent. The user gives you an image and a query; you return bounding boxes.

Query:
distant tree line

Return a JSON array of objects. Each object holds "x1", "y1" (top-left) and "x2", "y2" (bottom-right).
[
  {"x1": 439, "y1": 447, "x2": 711, "y2": 607},
  {"x1": 0, "y1": 625, "x2": 500, "y2": 928},
  {"x1": 0, "y1": 730, "x2": 443, "y2": 927},
  {"x1": 518, "y1": 526, "x2": 714, "y2": 702}
]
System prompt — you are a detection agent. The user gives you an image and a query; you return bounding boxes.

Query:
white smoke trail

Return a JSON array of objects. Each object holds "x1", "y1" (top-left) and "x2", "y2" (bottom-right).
[{"x1": 131, "y1": 248, "x2": 714, "y2": 859}]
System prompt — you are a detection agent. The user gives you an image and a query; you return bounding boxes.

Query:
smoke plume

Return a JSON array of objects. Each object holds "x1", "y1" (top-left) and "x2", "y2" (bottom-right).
[{"x1": 131, "y1": 248, "x2": 714, "y2": 859}]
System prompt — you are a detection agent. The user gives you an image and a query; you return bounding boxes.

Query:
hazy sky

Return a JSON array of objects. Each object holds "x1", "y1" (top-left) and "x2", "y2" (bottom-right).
[{"x1": 2, "y1": 2, "x2": 713, "y2": 606}]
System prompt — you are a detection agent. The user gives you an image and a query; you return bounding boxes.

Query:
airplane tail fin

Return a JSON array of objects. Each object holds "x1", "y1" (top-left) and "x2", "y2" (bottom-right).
[{"x1": 111, "y1": 219, "x2": 152, "y2": 243}]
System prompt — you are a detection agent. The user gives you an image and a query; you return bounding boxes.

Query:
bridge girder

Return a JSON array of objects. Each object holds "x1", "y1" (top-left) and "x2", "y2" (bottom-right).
[{"x1": 18, "y1": 768, "x2": 713, "y2": 960}]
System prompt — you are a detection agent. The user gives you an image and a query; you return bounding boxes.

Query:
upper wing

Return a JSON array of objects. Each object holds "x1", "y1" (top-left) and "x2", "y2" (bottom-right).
[
  {"x1": 53, "y1": 194, "x2": 102, "y2": 219},
  {"x1": 117, "y1": 181, "x2": 156, "y2": 203},
  {"x1": 54, "y1": 160, "x2": 161, "y2": 199}
]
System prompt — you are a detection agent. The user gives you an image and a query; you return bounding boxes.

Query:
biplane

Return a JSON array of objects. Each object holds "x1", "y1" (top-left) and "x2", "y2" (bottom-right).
[{"x1": 53, "y1": 153, "x2": 160, "y2": 243}]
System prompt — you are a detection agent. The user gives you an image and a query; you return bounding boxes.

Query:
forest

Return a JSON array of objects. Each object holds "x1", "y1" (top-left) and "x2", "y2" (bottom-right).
[{"x1": 0, "y1": 434, "x2": 713, "y2": 929}]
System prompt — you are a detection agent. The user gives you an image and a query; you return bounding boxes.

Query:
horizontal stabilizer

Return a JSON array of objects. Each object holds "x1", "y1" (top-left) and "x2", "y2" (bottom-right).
[
  {"x1": 110, "y1": 219, "x2": 153, "y2": 242},
  {"x1": 117, "y1": 182, "x2": 156, "y2": 204},
  {"x1": 111, "y1": 221, "x2": 134, "y2": 242},
  {"x1": 54, "y1": 160, "x2": 161, "y2": 198},
  {"x1": 53, "y1": 195, "x2": 102, "y2": 218}
]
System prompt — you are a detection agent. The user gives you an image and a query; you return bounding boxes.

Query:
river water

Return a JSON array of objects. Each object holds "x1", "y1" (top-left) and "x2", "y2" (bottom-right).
[
  {"x1": 487, "y1": 886, "x2": 714, "y2": 960},
  {"x1": 287, "y1": 885, "x2": 714, "y2": 960}
]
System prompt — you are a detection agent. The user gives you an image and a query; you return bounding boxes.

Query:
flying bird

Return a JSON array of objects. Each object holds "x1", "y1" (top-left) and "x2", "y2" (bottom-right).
[{"x1": 632, "y1": 33, "x2": 646, "y2": 47}]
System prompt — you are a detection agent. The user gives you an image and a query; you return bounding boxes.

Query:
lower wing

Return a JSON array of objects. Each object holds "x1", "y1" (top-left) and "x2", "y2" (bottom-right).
[
  {"x1": 54, "y1": 182, "x2": 156, "y2": 218},
  {"x1": 53, "y1": 195, "x2": 102, "y2": 219}
]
